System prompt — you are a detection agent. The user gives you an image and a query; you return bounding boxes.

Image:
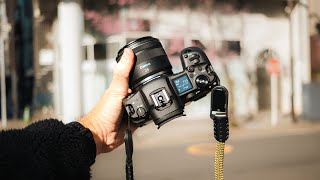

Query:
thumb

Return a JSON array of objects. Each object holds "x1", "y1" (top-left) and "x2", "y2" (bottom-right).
[{"x1": 109, "y1": 48, "x2": 135, "y2": 92}]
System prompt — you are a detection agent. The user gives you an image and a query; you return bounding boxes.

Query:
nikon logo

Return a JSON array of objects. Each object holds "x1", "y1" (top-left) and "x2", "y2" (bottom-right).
[{"x1": 140, "y1": 63, "x2": 151, "y2": 69}]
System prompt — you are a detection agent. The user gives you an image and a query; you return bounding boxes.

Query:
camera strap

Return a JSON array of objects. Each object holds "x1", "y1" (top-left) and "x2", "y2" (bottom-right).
[
  {"x1": 124, "y1": 116, "x2": 134, "y2": 180},
  {"x1": 211, "y1": 86, "x2": 229, "y2": 180}
]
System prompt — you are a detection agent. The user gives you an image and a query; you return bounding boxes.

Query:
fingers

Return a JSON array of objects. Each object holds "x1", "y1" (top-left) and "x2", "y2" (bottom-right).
[{"x1": 109, "y1": 48, "x2": 135, "y2": 92}]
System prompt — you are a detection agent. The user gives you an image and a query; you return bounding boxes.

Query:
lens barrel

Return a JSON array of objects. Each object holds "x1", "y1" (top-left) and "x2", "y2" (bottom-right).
[{"x1": 116, "y1": 36, "x2": 173, "y2": 89}]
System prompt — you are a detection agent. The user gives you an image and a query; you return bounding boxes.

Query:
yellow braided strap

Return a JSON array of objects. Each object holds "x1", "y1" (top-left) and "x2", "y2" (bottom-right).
[{"x1": 215, "y1": 142, "x2": 225, "y2": 180}]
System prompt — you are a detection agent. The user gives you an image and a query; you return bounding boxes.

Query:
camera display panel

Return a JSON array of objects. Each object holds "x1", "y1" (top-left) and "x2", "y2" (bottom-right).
[{"x1": 173, "y1": 74, "x2": 193, "y2": 95}]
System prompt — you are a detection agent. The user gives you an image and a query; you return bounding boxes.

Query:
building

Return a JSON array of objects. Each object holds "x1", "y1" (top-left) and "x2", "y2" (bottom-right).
[{"x1": 1, "y1": 0, "x2": 316, "y2": 125}]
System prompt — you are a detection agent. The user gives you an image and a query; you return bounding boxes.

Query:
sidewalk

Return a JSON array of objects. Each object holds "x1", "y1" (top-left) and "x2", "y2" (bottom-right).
[
  {"x1": 242, "y1": 110, "x2": 320, "y2": 129},
  {"x1": 0, "y1": 119, "x2": 30, "y2": 130},
  {"x1": 92, "y1": 112, "x2": 320, "y2": 180},
  {"x1": 2, "y1": 111, "x2": 320, "y2": 139},
  {"x1": 132, "y1": 111, "x2": 320, "y2": 149},
  {"x1": 0, "y1": 108, "x2": 58, "y2": 130}
]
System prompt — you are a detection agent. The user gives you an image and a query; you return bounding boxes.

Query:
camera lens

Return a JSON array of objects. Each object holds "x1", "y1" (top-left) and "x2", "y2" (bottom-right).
[{"x1": 116, "y1": 36, "x2": 173, "y2": 89}]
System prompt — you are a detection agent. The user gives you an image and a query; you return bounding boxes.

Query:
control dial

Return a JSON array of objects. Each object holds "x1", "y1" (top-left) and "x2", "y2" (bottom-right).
[
  {"x1": 195, "y1": 75, "x2": 209, "y2": 88},
  {"x1": 137, "y1": 107, "x2": 147, "y2": 117}
]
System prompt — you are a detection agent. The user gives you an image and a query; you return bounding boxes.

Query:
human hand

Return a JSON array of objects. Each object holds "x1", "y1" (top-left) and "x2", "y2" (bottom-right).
[{"x1": 79, "y1": 48, "x2": 136, "y2": 155}]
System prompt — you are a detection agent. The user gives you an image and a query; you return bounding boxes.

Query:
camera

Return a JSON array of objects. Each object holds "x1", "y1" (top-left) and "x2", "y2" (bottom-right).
[{"x1": 116, "y1": 36, "x2": 220, "y2": 127}]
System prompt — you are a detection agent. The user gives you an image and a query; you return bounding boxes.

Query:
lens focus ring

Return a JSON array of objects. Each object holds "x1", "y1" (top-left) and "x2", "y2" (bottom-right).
[
  {"x1": 136, "y1": 48, "x2": 166, "y2": 63},
  {"x1": 116, "y1": 36, "x2": 173, "y2": 89}
]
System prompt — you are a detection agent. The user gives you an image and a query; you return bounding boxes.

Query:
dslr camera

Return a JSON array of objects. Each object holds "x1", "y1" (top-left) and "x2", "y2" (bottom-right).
[{"x1": 116, "y1": 36, "x2": 220, "y2": 127}]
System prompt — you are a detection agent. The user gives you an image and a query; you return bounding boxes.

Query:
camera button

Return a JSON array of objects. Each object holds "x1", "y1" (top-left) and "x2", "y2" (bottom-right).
[
  {"x1": 196, "y1": 75, "x2": 209, "y2": 88},
  {"x1": 189, "y1": 54, "x2": 201, "y2": 64},
  {"x1": 137, "y1": 107, "x2": 147, "y2": 117},
  {"x1": 126, "y1": 105, "x2": 135, "y2": 116},
  {"x1": 206, "y1": 65, "x2": 215, "y2": 76},
  {"x1": 192, "y1": 59, "x2": 200, "y2": 64},
  {"x1": 189, "y1": 54, "x2": 200, "y2": 61},
  {"x1": 186, "y1": 65, "x2": 194, "y2": 72}
]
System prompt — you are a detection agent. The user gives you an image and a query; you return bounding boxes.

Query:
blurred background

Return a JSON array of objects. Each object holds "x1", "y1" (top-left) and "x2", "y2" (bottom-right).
[{"x1": 1, "y1": 0, "x2": 320, "y2": 179}]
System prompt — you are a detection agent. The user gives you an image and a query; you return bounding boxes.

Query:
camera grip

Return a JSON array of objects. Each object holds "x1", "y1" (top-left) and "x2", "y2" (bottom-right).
[{"x1": 180, "y1": 47, "x2": 210, "y2": 69}]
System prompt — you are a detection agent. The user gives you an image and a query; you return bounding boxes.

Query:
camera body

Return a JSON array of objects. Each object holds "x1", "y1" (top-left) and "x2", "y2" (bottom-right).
[{"x1": 116, "y1": 37, "x2": 220, "y2": 127}]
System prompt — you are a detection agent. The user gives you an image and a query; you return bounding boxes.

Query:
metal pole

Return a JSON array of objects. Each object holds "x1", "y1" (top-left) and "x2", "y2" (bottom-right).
[
  {"x1": 0, "y1": 40, "x2": 6, "y2": 128},
  {"x1": 271, "y1": 74, "x2": 278, "y2": 126},
  {"x1": 286, "y1": 0, "x2": 298, "y2": 123},
  {"x1": 58, "y1": 0, "x2": 83, "y2": 123},
  {"x1": 0, "y1": 0, "x2": 8, "y2": 128}
]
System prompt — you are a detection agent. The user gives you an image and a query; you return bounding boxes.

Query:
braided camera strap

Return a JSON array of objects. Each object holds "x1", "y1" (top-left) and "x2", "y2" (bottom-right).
[{"x1": 125, "y1": 116, "x2": 134, "y2": 180}]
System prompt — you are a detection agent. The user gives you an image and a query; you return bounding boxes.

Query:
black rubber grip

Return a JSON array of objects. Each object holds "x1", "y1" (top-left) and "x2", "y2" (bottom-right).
[{"x1": 213, "y1": 116, "x2": 229, "y2": 142}]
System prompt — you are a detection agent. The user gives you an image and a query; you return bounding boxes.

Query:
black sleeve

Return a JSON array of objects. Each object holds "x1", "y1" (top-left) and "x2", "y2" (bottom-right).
[{"x1": 0, "y1": 119, "x2": 96, "y2": 180}]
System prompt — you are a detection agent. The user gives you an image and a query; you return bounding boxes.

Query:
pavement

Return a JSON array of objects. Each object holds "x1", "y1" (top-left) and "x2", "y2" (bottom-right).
[
  {"x1": 0, "y1": 119, "x2": 30, "y2": 130},
  {"x1": 90, "y1": 114, "x2": 320, "y2": 180},
  {"x1": 2, "y1": 112, "x2": 320, "y2": 180}
]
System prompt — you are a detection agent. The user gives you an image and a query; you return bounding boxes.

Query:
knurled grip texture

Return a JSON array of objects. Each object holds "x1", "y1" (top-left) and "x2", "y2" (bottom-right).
[{"x1": 213, "y1": 116, "x2": 229, "y2": 142}]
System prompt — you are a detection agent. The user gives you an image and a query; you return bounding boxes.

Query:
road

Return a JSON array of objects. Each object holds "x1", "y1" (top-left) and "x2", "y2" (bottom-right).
[{"x1": 91, "y1": 119, "x2": 320, "y2": 180}]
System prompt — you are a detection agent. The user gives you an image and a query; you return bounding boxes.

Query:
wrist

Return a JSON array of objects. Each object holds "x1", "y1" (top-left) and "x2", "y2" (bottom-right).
[
  {"x1": 66, "y1": 121, "x2": 96, "y2": 165},
  {"x1": 79, "y1": 116, "x2": 106, "y2": 155}
]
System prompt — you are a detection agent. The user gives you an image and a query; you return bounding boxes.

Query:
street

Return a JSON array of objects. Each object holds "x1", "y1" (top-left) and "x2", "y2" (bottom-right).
[
  {"x1": 1, "y1": 0, "x2": 320, "y2": 180},
  {"x1": 91, "y1": 118, "x2": 320, "y2": 180}
]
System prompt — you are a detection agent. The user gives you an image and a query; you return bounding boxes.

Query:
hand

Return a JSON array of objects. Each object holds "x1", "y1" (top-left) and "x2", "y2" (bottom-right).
[{"x1": 79, "y1": 48, "x2": 136, "y2": 155}]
